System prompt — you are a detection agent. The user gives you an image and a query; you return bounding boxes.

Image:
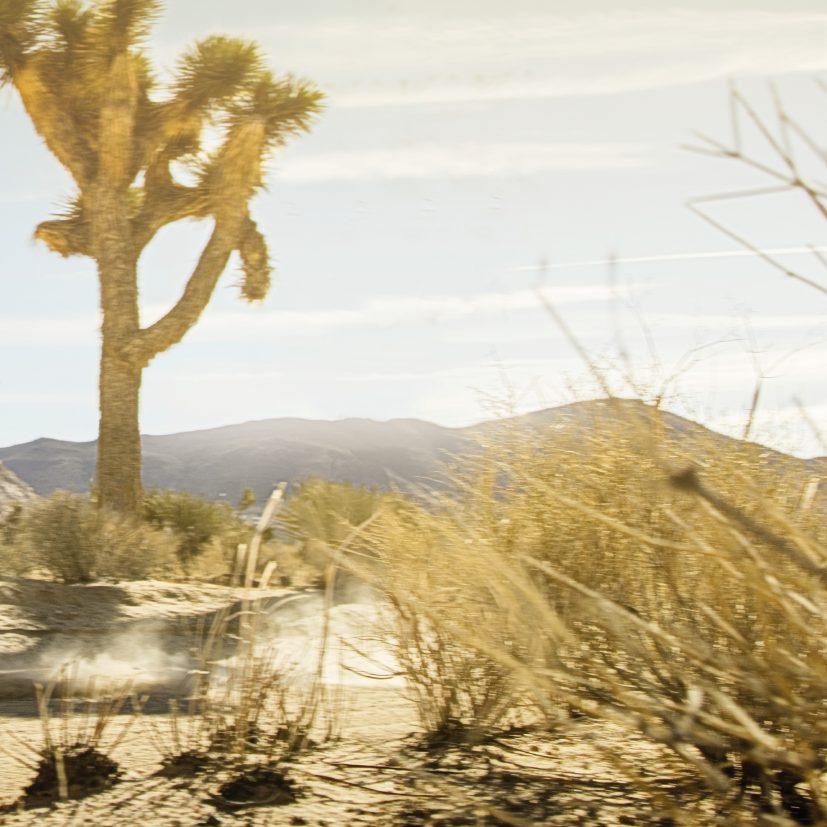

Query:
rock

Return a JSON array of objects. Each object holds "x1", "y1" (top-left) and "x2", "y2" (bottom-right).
[{"x1": 0, "y1": 462, "x2": 35, "y2": 517}]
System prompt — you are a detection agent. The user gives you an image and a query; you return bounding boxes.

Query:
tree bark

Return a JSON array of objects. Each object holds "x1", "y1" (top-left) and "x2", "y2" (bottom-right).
[
  {"x1": 91, "y1": 180, "x2": 143, "y2": 515},
  {"x1": 97, "y1": 350, "x2": 142, "y2": 514}
]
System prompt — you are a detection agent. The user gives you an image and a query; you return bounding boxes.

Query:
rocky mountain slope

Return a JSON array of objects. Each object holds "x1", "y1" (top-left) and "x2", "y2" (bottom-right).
[{"x1": 0, "y1": 462, "x2": 35, "y2": 516}]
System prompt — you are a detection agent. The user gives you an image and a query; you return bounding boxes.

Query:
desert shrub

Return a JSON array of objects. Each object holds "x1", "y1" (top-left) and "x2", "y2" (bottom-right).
[
  {"x1": 22, "y1": 492, "x2": 177, "y2": 583},
  {"x1": 279, "y1": 479, "x2": 401, "y2": 586},
  {"x1": 142, "y1": 489, "x2": 250, "y2": 574},
  {"x1": 255, "y1": 540, "x2": 316, "y2": 588},
  {"x1": 237, "y1": 486, "x2": 257, "y2": 513},
  {"x1": 0, "y1": 502, "x2": 24, "y2": 546},
  {"x1": 12, "y1": 680, "x2": 134, "y2": 807},
  {"x1": 372, "y1": 402, "x2": 827, "y2": 819},
  {"x1": 350, "y1": 496, "x2": 547, "y2": 745},
  {"x1": 281, "y1": 479, "x2": 389, "y2": 548},
  {"x1": 385, "y1": 595, "x2": 526, "y2": 746},
  {"x1": 456, "y1": 400, "x2": 824, "y2": 617}
]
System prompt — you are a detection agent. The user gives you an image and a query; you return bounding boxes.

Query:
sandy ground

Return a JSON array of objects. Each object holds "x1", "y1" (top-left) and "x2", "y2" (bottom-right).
[
  {"x1": 0, "y1": 577, "x2": 294, "y2": 647},
  {"x1": 0, "y1": 578, "x2": 728, "y2": 825},
  {"x1": 0, "y1": 693, "x2": 719, "y2": 826}
]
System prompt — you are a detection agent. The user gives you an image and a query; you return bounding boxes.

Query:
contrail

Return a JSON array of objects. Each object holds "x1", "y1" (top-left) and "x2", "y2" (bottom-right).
[{"x1": 513, "y1": 246, "x2": 827, "y2": 271}]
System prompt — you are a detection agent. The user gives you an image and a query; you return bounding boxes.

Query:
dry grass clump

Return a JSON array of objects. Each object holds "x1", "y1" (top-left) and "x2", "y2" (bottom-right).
[
  {"x1": 3, "y1": 677, "x2": 140, "y2": 809},
  {"x1": 281, "y1": 478, "x2": 388, "y2": 549},
  {"x1": 353, "y1": 497, "x2": 558, "y2": 748},
  {"x1": 142, "y1": 489, "x2": 249, "y2": 575},
  {"x1": 473, "y1": 400, "x2": 823, "y2": 614},
  {"x1": 3, "y1": 488, "x2": 285, "y2": 585},
  {"x1": 148, "y1": 652, "x2": 322, "y2": 780},
  {"x1": 278, "y1": 478, "x2": 399, "y2": 587},
  {"x1": 195, "y1": 653, "x2": 326, "y2": 759},
  {"x1": 18, "y1": 492, "x2": 178, "y2": 583},
  {"x1": 384, "y1": 595, "x2": 520, "y2": 748},
  {"x1": 0, "y1": 504, "x2": 25, "y2": 573},
  {"x1": 360, "y1": 399, "x2": 827, "y2": 821}
]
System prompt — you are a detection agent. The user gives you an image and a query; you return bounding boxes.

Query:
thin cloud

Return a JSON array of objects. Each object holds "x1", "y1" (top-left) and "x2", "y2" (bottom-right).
[
  {"x1": 278, "y1": 142, "x2": 654, "y2": 182},
  {"x1": 513, "y1": 247, "x2": 827, "y2": 271},
  {"x1": 650, "y1": 313, "x2": 827, "y2": 332},
  {"x1": 0, "y1": 284, "x2": 628, "y2": 347},
  {"x1": 8, "y1": 282, "x2": 826, "y2": 349},
  {"x1": 191, "y1": 284, "x2": 633, "y2": 341},
  {"x1": 0, "y1": 390, "x2": 89, "y2": 404},
  {"x1": 0, "y1": 317, "x2": 97, "y2": 346},
  {"x1": 245, "y1": 10, "x2": 827, "y2": 108}
]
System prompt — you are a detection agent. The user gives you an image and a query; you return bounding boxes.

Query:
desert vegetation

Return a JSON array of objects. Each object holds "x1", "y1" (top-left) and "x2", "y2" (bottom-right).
[
  {"x1": 0, "y1": 2, "x2": 825, "y2": 824},
  {"x1": 0, "y1": 488, "x2": 250, "y2": 582},
  {"x1": 353, "y1": 398, "x2": 827, "y2": 822},
  {"x1": 2, "y1": 344, "x2": 825, "y2": 820},
  {"x1": 0, "y1": 478, "x2": 395, "y2": 587},
  {"x1": 20, "y1": 491, "x2": 177, "y2": 582},
  {"x1": 4, "y1": 396, "x2": 824, "y2": 823}
]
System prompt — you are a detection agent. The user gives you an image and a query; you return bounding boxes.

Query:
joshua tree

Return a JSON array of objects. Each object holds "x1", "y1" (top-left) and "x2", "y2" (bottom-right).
[{"x1": 0, "y1": 0, "x2": 322, "y2": 513}]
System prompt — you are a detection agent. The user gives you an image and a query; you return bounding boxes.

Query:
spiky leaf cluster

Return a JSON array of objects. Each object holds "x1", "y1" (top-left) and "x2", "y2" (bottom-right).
[{"x1": 0, "y1": 0, "x2": 40, "y2": 80}]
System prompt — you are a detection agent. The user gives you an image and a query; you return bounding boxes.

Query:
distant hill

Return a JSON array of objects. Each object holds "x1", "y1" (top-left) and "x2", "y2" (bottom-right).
[
  {"x1": 0, "y1": 399, "x2": 823, "y2": 505},
  {"x1": 0, "y1": 417, "x2": 470, "y2": 502}
]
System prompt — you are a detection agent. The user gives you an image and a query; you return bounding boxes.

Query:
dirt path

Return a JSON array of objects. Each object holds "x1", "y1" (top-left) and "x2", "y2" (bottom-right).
[{"x1": 0, "y1": 578, "x2": 297, "y2": 702}]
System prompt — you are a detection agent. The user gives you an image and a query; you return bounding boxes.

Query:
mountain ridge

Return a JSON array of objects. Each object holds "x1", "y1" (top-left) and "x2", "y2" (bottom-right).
[{"x1": 0, "y1": 399, "x2": 822, "y2": 503}]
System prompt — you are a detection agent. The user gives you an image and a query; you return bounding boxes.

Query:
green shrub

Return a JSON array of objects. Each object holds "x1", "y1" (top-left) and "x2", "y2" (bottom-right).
[
  {"x1": 280, "y1": 479, "x2": 409, "y2": 577},
  {"x1": 142, "y1": 489, "x2": 250, "y2": 573},
  {"x1": 22, "y1": 492, "x2": 176, "y2": 583},
  {"x1": 281, "y1": 479, "x2": 387, "y2": 548}
]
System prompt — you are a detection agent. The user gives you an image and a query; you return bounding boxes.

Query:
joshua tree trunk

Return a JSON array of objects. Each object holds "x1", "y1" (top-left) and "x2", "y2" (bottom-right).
[
  {"x1": 92, "y1": 173, "x2": 143, "y2": 514},
  {"x1": 98, "y1": 348, "x2": 142, "y2": 514}
]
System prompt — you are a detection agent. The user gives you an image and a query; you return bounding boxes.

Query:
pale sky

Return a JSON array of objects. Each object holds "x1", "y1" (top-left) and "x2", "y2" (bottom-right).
[{"x1": 1, "y1": 0, "x2": 826, "y2": 456}]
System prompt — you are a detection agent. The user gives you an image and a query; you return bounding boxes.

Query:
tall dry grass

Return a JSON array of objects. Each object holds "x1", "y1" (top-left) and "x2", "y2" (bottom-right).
[
  {"x1": 357, "y1": 398, "x2": 826, "y2": 821},
  {"x1": 149, "y1": 485, "x2": 337, "y2": 773}
]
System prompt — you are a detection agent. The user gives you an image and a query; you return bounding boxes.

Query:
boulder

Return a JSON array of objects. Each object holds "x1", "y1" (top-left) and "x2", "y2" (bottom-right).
[{"x1": 0, "y1": 462, "x2": 35, "y2": 517}]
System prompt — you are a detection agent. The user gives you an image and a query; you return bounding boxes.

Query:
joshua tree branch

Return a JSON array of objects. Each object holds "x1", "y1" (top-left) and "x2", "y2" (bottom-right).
[
  {"x1": 125, "y1": 121, "x2": 268, "y2": 364},
  {"x1": 132, "y1": 182, "x2": 210, "y2": 252},
  {"x1": 34, "y1": 215, "x2": 90, "y2": 257},
  {"x1": 133, "y1": 100, "x2": 199, "y2": 173},
  {"x1": 34, "y1": 176, "x2": 211, "y2": 259},
  {"x1": 14, "y1": 62, "x2": 93, "y2": 186},
  {"x1": 124, "y1": 219, "x2": 240, "y2": 364},
  {"x1": 237, "y1": 214, "x2": 271, "y2": 301},
  {"x1": 97, "y1": 52, "x2": 139, "y2": 188}
]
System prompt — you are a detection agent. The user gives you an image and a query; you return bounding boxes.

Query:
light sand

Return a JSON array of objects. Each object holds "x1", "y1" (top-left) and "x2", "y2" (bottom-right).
[{"x1": 0, "y1": 579, "x2": 726, "y2": 824}]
